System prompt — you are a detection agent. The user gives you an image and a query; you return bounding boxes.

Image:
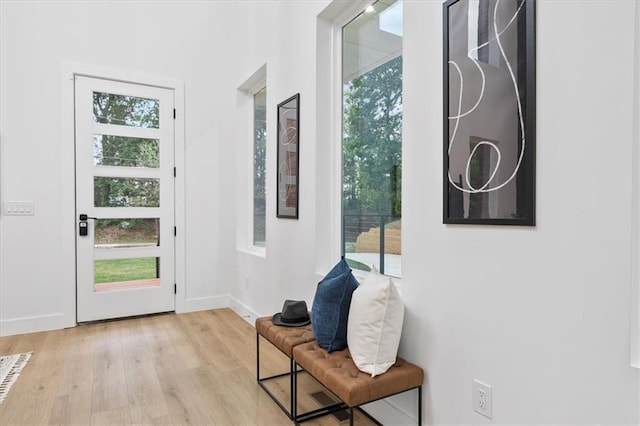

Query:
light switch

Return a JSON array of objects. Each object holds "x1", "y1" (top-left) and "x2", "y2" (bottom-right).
[{"x1": 3, "y1": 201, "x2": 34, "y2": 216}]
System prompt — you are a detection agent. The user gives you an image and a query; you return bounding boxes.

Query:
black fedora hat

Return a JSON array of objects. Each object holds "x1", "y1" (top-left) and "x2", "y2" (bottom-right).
[{"x1": 272, "y1": 300, "x2": 311, "y2": 327}]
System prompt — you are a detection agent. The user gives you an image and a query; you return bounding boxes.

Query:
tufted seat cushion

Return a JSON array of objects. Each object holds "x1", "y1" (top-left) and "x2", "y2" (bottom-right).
[
  {"x1": 293, "y1": 341, "x2": 424, "y2": 407},
  {"x1": 255, "y1": 316, "x2": 315, "y2": 357}
]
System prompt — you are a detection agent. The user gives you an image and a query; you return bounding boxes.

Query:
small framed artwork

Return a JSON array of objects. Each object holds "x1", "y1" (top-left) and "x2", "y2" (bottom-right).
[
  {"x1": 276, "y1": 93, "x2": 300, "y2": 219},
  {"x1": 443, "y1": 0, "x2": 535, "y2": 225}
]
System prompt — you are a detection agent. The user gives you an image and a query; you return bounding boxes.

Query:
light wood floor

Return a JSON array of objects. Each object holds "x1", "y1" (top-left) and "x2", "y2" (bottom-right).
[{"x1": 0, "y1": 308, "x2": 376, "y2": 425}]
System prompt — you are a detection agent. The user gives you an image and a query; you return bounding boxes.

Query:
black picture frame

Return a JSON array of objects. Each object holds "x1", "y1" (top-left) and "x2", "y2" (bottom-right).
[
  {"x1": 276, "y1": 93, "x2": 300, "y2": 219},
  {"x1": 443, "y1": 0, "x2": 535, "y2": 225}
]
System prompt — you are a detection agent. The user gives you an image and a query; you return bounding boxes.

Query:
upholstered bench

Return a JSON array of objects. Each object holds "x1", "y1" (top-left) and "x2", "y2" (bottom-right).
[
  {"x1": 256, "y1": 316, "x2": 315, "y2": 359},
  {"x1": 256, "y1": 316, "x2": 342, "y2": 420},
  {"x1": 293, "y1": 341, "x2": 424, "y2": 425}
]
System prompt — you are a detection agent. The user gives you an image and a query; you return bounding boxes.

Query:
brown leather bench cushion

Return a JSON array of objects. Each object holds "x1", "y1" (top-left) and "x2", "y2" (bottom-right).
[
  {"x1": 293, "y1": 341, "x2": 424, "y2": 407},
  {"x1": 255, "y1": 316, "x2": 315, "y2": 358}
]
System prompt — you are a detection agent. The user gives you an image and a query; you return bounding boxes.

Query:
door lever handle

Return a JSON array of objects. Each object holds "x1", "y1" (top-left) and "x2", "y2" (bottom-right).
[{"x1": 79, "y1": 214, "x2": 98, "y2": 221}]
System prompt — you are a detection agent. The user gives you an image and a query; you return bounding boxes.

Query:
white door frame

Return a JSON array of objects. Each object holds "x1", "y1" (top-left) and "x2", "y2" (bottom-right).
[{"x1": 61, "y1": 63, "x2": 186, "y2": 326}]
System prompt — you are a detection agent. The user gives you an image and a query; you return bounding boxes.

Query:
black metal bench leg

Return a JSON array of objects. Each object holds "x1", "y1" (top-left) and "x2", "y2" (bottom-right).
[
  {"x1": 418, "y1": 386, "x2": 422, "y2": 425},
  {"x1": 257, "y1": 332, "x2": 296, "y2": 419},
  {"x1": 256, "y1": 332, "x2": 260, "y2": 382},
  {"x1": 291, "y1": 357, "x2": 296, "y2": 420}
]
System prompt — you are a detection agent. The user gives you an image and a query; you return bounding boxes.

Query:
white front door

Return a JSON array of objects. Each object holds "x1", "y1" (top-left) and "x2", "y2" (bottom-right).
[{"x1": 75, "y1": 76, "x2": 175, "y2": 322}]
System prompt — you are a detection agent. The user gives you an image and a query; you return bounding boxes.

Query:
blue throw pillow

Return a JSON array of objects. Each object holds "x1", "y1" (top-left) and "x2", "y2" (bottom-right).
[
  {"x1": 311, "y1": 258, "x2": 359, "y2": 352},
  {"x1": 321, "y1": 256, "x2": 351, "y2": 280}
]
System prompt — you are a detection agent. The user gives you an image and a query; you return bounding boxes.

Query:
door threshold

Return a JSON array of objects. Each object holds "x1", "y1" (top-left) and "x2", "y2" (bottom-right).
[{"x1": 77, "y1": 310, "x2": 174, "y2": 325}]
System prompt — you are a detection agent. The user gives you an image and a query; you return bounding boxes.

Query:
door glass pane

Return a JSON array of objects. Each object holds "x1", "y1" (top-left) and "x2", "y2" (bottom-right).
[
  {"x1": 94, "y1": 257, "x2": 160, "y2": 292},
  {"x1": 94, "y1": 177, "x2": 160, "y2": 207},
  {"x1": 93, "y1": 92, "x2": 159, "y2": 128},
  {"x1": 95, "y1": 218, "x2": 159, "y2": 247},
  {"x1": 94, "y1": 135, "x2": 159, "y2": 168}
]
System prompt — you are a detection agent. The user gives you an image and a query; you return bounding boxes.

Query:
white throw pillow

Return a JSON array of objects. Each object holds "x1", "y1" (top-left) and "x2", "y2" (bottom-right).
[{"x1": 347, "y1": 265, "x2": 404, "y2": 377}]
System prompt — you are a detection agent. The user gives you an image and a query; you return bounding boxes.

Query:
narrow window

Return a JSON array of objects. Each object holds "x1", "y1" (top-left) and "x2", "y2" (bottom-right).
[
  {"x1": 342, "y1": 0, "x2": 403, "y2": 277},
  {"x1": 253, "y1": 87, "x2": 267, "y2": 247}
]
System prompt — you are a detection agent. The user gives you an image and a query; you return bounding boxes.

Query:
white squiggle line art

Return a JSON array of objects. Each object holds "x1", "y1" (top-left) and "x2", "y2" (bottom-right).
[
  {"x1": 448, "y1": 58, "x2": 485, "y2": 120},
  {"x1": 279, "y1": 107, "x2": 297, "y2": 204},
  {"x1": 465, "y1": 141, "x2": 502, "y2": 191},
  {"x1": 279, "y1": 161, "x2": 289, "y2": 202},
  {"x1": 448, "y1": 0, "x2": 524, "y2": 121},
  {"x1": 448, "y1": 0, "x2": 526, "y2": 194},
  {"x1": 279, "y1": 160, "x2": 297, "y2": 204},
  {"x1": 279, "y1": 109, "x2": 297, "y2": 146},
  {"x1": 489, "y1": 0, "x2": 526, "y2": 192},
  {"x1": 448, "y1": 61, "x2": 464, "y2": 156}
]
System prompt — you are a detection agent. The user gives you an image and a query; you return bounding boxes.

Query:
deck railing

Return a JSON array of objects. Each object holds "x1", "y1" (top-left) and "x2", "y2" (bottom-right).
[{"x1": 342, "y1": 214, "x2": 401, "y2": 276}]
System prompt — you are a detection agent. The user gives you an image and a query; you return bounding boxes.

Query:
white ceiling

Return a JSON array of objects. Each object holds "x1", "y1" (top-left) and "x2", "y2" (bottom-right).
[{"x1": 343, "y1": 0, "x2": 403, "y2": 82}]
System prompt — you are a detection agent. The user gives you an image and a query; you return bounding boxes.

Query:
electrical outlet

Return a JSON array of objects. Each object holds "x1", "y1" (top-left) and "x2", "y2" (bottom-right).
[{"x1": 473, "y1": 380, "x2": 492, "y2": 419}]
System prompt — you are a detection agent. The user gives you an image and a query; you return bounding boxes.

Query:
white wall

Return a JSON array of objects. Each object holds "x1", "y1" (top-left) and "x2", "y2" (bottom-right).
[
  {"x1": 631, "y1": 0, "x2": 640, "y2": 371},
  {"x1": 229, "y1": 0, "x2": 640, "y2": 424},
  {"x1": 230, "y1": 0, "x2": 331, "y2": 321},
  {"x1": 0, "y1": 1, "x2": 240, "y2": 333},
  {"x1": 0, "y1": 0, "x2": 638, "y2": 424},
  {"x1": 402, "y1": 0, "x2": 638, "y2": 423}
]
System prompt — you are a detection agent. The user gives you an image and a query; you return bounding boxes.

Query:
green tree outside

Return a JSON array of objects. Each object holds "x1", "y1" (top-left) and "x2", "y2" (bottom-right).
[
  {"x1": 343, "y1": 56, "x2": 403, "y2": 218},
  {"x1": 92, "y1": 92, "x2": 161, "y2": 235}
]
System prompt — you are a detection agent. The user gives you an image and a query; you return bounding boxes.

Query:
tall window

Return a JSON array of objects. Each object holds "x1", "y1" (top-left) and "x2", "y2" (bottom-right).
[
  {"x1": 342, "y1": 0, "x2": 403, "y2": 277},
  {"x1": 253, "y1": 87, "x2": 267, "y2": 247}
]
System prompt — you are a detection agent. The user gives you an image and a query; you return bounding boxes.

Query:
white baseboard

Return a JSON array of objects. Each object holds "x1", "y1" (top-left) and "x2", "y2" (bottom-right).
[
  {"x1": 0, "y1": 313, "x2": 73, "y2": 337},
  {"x1": 362, "y1": 396, "x2": 418, "y2": 426},
  {"x1": 2, "y1": 295, "x2": 232, "y2": 336},
  {"x1": 228, "y1": 296, "x2": 261, "y2": 326},
  {"x1": 179, "y1": 295, "x2": 229, "y2": 313}
]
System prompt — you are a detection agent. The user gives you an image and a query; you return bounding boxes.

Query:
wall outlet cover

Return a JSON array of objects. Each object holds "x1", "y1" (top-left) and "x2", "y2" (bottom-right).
[{"x1": 473, "y1": 379, "x2": 493, "y2": 419}]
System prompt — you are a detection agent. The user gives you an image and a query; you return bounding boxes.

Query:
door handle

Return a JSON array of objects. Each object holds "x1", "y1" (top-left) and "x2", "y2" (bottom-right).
[{"x1": 78, "y1": 214, "x2": 97, "y2": 236}]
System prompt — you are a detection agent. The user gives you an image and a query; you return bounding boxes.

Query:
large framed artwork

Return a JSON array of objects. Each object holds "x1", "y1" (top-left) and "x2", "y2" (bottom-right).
[
  {"x1": 276, "y1": 93, "x2": 300, "y2": 219},
  {"x1": 443, "y1": 0, "x2": 535, "y2": 225}
]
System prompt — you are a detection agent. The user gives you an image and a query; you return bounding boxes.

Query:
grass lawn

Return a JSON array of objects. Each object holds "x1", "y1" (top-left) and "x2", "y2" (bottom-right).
[{"x1": 95, "y1": 257, "x2": 158, "y2": 283}]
